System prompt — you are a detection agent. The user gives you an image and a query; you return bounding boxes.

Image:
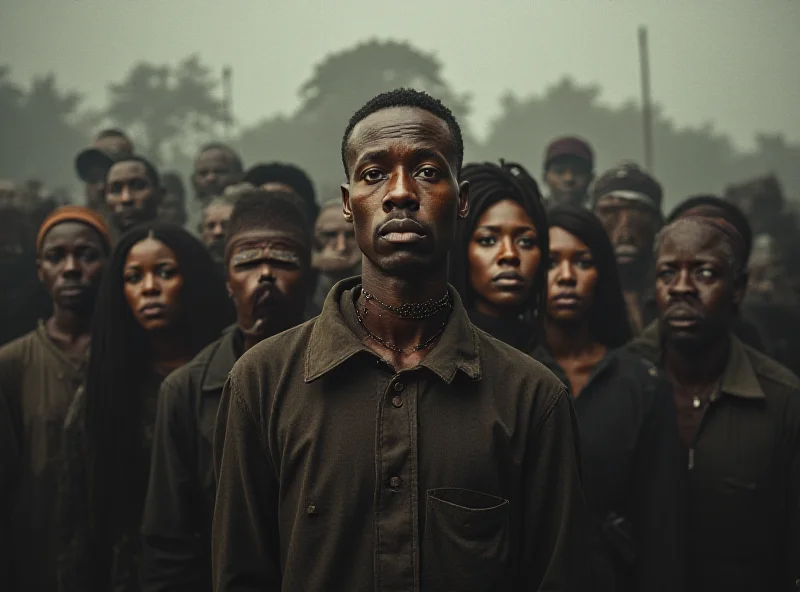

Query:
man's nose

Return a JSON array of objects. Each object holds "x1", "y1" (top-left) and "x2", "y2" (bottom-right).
[
  {"x1": 670, "y1": 269, "x2": 696, "y2": 295},
  {"x1": 62, "y1": 254, "x2": 79, "y2": 274},
  {"x1": 120, "y1": 185, "x2": 134, "y2": 204},
  {"x1": 382, "y1": 169, "x2": 419, "y2": 213},
  {"x1": 213, "y1": 223, "x2": 225, "y2": 238},
  {"x1": 335, "y1": 232, "x2": 348, "y2": 253}
]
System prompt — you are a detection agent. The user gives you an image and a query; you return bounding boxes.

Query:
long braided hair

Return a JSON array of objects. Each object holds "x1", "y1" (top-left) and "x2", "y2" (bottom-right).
[
  {"x1": 450, "y1": 160, "x2": 550, "y2": 337},
  {"x1": 83, "y1": 223, "x2": 229, "y2": 539}
]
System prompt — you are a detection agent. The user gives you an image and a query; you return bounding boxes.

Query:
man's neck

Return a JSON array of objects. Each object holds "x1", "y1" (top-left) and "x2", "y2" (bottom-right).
[
  {"x1": 357, "y1": 261, "x2": 451, "y2": 370},
  {"x1": 664, "y1": 333, "x2": 730, "y2": 391},
  {"x1": 45, "y1": 307, "x2": 93, "y2": 360}
]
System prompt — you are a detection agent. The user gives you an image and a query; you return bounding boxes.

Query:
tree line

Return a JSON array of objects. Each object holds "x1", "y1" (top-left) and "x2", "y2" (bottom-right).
[{"x1": 1, "y1": 40, "x2": 797, "y2": 209}]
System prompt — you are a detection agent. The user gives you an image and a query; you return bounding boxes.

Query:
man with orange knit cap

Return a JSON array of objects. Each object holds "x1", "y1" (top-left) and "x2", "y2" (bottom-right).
[{"x1": 0, "y1": 206, "x2": 111, "y2": 592}]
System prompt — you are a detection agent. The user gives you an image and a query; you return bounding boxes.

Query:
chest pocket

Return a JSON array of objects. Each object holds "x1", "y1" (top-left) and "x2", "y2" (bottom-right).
[{"x1": 422, "y1": 488, "x2": 510, "y2": 591}]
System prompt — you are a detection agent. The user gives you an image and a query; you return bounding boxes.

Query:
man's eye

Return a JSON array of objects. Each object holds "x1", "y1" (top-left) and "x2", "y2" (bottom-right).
[
  {"x1": 416, "y1": 166, "x2": 440, "y2": 180},
  {"x1": 77, "y1": 248, "x2": 101, "y2": 262},
  {"x1": 130, "y1": 179, "x2": 148, "y2": 191},
  {"x1": 362, "y1": 169, "x2": 385, "y2": 182},
  {"x1": 43, "y1": 251, "x2": 63, "y2": 263},
  {"x1": 657, "y1": 269, "x2": 675, "y2": 281},
  {"x1": 698, "y1": 268, "x2": 716, "y2": 280}
]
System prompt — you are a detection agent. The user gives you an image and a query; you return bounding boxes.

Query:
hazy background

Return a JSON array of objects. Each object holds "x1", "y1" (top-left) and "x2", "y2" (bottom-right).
[{"x1": 2, "y1": 0, "x2": 798, "y2": 208}]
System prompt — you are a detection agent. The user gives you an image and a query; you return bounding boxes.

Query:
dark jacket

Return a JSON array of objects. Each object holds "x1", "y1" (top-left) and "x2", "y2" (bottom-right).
[
  {"x1": 534, "y1": 346, "x2": 683, "y2": 592},
  {"x1": 467, "y1": 309, "x2": 537, "y2": 353},
  {"x1": 141, "y1": 327, "x2": 242, "y2": 592},
  {"x1": 629, "y1": 322, "x2": 800, "y2": 592},
  {"x1": 212, "y1": 277, "x2": 589, "y2": 592}
]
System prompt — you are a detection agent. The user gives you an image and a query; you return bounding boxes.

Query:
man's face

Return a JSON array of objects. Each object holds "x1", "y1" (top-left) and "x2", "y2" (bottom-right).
[
  {"x1": 200, "y1": 202, "x2": 234, "y2": 263},
  {"x1": 37, "y1": 221, "x2": 107, "y2": 313},
  {"x1": 226, "y1": 229, "x2": 307, "y2": 338},
  {"x1": 544, "y1": 157, "x2": 593, "y2": 206},
  {"x1": 341, "y1": 106, "x2": 468, "y2": 278},
  {"x1": 594, "y1": 195, "x2": 661, "y2": 272},
  {"x1": 655, "y1": 221, "x2": 744, "y2": 347},
  {"x1": 312, "y1": 205, "x2": 360, "y2": 278},
  {"x1": 106, "y1": 161, "x2": 160, "y2": 232},
  {"x1": 192, "y1": 149, "x2": 240, "y2": 201},
  {"x1": 158, "y1": 190, "x2": 187, "y2": 226}
]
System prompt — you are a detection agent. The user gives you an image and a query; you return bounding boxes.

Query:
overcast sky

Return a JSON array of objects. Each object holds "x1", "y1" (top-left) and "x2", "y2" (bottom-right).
[{"x1": 2, "y1": 0, "x2": 798, "y2": 150}]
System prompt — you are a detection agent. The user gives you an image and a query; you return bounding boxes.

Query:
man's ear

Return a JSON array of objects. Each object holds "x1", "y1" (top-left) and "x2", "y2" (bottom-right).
[
  {"x1": 457, "y1": 180, "x2": 469, "y2": 219},
  {"x1": 341, "y1": 183, "x2": 353, "y2": 223}
]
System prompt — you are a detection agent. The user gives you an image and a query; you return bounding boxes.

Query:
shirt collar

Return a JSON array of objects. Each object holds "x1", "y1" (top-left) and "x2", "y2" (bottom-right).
[
  {"x1": 632, "y1": 321, "x2": 764, "y2": 400},
  {"x1": 202, "y1": 325, "x2": 242, "y2": 392},
  {"x1": 719, "y1": 335, "x2": 764, "y2": 399},
  {"x1": 304, "y1": 276, "x2": 482, "y2": 384}
]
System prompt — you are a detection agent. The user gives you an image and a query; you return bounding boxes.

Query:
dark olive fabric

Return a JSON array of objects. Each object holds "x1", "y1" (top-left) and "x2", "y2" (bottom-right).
[{"x1": 212, "y1": 277, "x2": 589, "y2": 592}]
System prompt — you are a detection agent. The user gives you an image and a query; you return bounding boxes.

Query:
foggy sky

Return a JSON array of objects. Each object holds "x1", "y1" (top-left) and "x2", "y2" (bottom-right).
[{"x1": 2, "y1": 0, "x2": 799, "y2": 149}]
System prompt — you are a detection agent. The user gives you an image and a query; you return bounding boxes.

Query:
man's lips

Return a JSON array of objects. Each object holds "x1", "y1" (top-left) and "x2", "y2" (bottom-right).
[
  {"x1": 664, "y1": 304, "x2": 702, "y2": 327},
  {"x1": 378, "y1": 218, "x2": 427, "y2": 244}
]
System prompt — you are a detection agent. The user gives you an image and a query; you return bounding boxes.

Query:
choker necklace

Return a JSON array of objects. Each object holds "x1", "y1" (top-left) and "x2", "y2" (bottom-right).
[
  {"x1": 353, "y1": 285, "x2": 451, "y2": 354},
  {"x1": 360, "y1": 286, "x2": 451, "y2": 319}
]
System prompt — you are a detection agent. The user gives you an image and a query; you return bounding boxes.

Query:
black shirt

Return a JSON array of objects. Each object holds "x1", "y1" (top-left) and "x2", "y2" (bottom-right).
[
  {"x1": 141, "y1": 326, "x2": 242, "y2": 592},
  {"x1": 212, "y1": 277, "x2": 589, "y2": 591},
  {"x1": 534, "y1": 346, "x2": 683, "y2": 592}
]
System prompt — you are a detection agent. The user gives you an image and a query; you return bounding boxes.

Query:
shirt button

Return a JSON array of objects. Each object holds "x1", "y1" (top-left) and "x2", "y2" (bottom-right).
[
  {"x1": 393, "y1": 382, "x2": 404, "y2": 392},
  {"x1": 389, "y1": 476, "x2": 402, "y2": 490},
  {"x1": 392, "y1": 396, "x2": 403, "y2": 408}
]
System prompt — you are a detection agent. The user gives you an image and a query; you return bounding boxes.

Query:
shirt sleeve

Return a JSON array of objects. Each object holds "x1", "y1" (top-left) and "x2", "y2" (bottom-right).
[
  {"x1": 141, "y1": 379, "x2": 210, "y2": 592},
  {"x1": 630, "y1": 375, "x2": 684, "y2": 591},
  {"x1": 212, "y1": 371, "x2": 282, "y2": 592},
  {"x1": 520, "y1": 385, "x2": 590, "y2": 591}
]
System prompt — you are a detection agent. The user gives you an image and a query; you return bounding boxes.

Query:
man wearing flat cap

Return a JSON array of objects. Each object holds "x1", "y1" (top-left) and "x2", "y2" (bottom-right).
[
  {"x1": 75, "y1": 129, "x2": 135, "y2": 212},
  {"x1": 542, "y1": 136, "x2": 595, "y2": 208},
  {"x1": 593, "y1": 162, "x2": 664, "y2": 333},
  {"x1": 0, "y1": 206, "x2": 111, "y2": 592}
]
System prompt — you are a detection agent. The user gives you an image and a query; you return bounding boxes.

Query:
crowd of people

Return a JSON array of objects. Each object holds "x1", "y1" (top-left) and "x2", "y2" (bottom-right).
[{"x1": 0, "y1": 87, "x2": 798, "y2": 592}]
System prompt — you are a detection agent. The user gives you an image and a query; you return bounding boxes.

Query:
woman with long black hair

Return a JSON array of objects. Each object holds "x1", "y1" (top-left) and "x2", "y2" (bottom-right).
[
  {"x1": 536, "y1": 205, "x2": 682, "y2": 592},
  {"x1": 449, "y1": 160, "x2": 549, "y2": 351},
  {"x1": 59, "y1": 223, "x2": 229, "y2": 592}
]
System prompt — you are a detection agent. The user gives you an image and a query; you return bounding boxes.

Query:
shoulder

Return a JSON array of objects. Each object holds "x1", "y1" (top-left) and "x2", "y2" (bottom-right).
[
  {"x1": 745, "y1": 344, "x2": 800, "y2": 394},
  {"x1": 162, "y1": 336, "x2": 223, "y2": 392},
  {"x1": 0, "y1": 330, "x2": 37, "y2": 364},
  {"x1": 609, "y1": 348, "x2": 663, "y2": 383},
  {"x1": 472, "y1": 326, "x2": 567, "y2": 413}
]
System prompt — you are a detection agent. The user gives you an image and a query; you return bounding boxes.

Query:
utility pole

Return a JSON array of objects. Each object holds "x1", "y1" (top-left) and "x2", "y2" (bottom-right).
[
  {"x1": 638, "y1": 26, "x2": 654, "y2": 172},
  {"x1": 222, "y1": 66, "x2": 233, "y2": 139}
]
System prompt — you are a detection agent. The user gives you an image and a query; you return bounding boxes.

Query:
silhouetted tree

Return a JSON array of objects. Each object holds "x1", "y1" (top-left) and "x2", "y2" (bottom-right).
[
  {"x1": 105, "y1": 54, "x2": 230, "y2": 165},
  {"x1": 237, "y1": 39, "x2": 474, "y2": 197},
  {"x1": 0, "y1": 65, "x2": 86, "y2": 192}
]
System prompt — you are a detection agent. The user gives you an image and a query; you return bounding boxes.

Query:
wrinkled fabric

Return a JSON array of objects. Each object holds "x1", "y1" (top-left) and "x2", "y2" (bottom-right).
[
  {"x1": 212, "y1": 278, "x2": 589, "y2": 592},
  {"x1": 534, "y1": 346, "x2": 683, "y2": 592},
  {"x1": 141, "y1": 326, "x2": 241, "y2": 592},
  {"x1": 629, "y1": 323, "x2": 800, "y2": 592},
  {"x1": 0, "y1": 322, "x2": 85, "y2": 592}
]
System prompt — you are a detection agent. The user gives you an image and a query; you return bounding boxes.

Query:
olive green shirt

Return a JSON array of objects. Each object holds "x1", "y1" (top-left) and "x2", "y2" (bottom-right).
[
  {"x1": 0, "y1": 321, "x2": 85, "y2": 592},
  {"x1": 213, "y1": 278, "x2": 588, "y2": 591}
]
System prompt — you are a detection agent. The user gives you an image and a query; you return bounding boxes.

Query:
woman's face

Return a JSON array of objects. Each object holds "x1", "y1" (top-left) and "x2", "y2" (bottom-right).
[
  {"x1": 123, "y1": 237, "x2": 184, "y2": 332},
  {"x1": 546, "y1": 226, "x2": 599, "y2": 324},
  {"x1": 467, "y1": 199, "x2": 541, "y2": 318}
]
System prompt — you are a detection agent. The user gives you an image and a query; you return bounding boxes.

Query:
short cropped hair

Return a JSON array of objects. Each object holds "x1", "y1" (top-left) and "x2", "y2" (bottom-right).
[
  {"x1": 340, "y1": 88, "x2": 464, "y2": 179},
  {"x1": 107, "y1": 155, "x2": 160, "y2": 188},
  {"x1": 197, "y1": 142, "x2": 244, "y2": 173}
]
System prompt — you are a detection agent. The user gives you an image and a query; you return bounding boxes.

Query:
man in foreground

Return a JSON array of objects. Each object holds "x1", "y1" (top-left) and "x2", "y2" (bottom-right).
[
  {"x1": 212, "y1": 88, "x2": 586, "y2": 591},
  {"x1": 629, "y1": 216, "x2": 800, "y2": 591},
  {"x1": 141, "y1": 189, "x2": 311, "y2": 592}
]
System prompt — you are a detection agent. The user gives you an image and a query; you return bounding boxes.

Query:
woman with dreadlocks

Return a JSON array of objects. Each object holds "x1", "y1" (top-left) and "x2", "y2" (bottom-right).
[
  {"x1": 534, "y1": 205, "x2": 682, "y2": 592},
  {"x1": 58, "y1": 223, "x2": 229, "y2": 592},
  {"x1": 449, "y1": 160, "x2": 549, "y2": 351}
]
